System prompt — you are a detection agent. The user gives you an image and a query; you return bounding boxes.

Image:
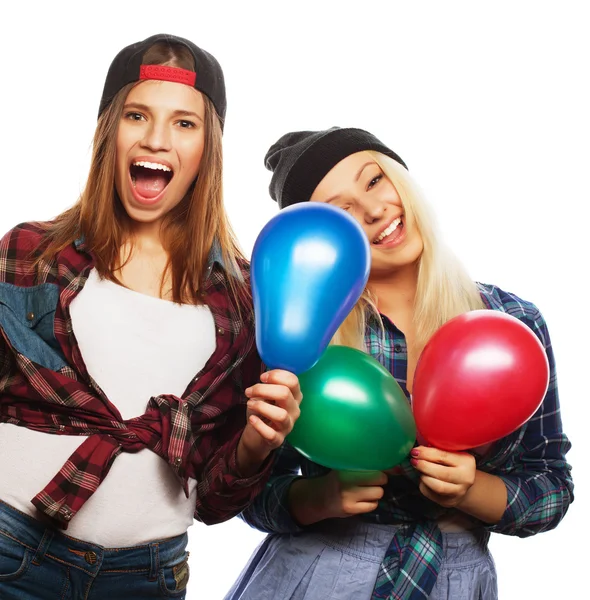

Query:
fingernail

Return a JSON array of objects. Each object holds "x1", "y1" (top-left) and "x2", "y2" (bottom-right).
[
  {"x1": 261, "y1": 372, "x2": 269, "y2": 382},
  {"x1": 410, "y1": 458, "x2": 418, "y2": 466},
  {"x1": 245, "y1": 388, "x2": 253, "y2": 397},
  {"x1": 410, "y1": 449, "x2": 419, "y2": 457}
]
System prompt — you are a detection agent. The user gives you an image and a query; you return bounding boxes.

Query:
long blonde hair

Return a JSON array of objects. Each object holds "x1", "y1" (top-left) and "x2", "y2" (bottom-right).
[
  {"x1": 36, "y1": 42, "x2": 249, "y2": 311},
  {"x1": 331, "y1": 151, "x2": 484, "y2": 350}
]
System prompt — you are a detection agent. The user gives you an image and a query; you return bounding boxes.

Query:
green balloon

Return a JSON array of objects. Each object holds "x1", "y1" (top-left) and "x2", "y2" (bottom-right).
[{"x1": 288, "y1": 345, "x2": 416, "y2": 471}]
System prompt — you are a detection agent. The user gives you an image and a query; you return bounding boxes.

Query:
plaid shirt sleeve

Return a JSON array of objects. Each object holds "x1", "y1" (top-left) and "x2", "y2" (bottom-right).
[
  {"x1": 193, "y1": 343, "x2": 276, "y2": 525},
  {"x1": 238, "y1": 441, "x2": 306, "y2": 534},
  {"x1": 193, "y1": 276, "x2": 274, "y2": 525},
  {"x1": 480, "y1": 302, "x2": 574, "y2": 537},
  {"x1": 193, "y1": 428, "x2": 275, "y2": 525}
]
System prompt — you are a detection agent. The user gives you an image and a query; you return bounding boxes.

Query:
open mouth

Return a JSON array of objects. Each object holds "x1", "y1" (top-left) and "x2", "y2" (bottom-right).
[
  {"x1": 373, "y1": 216, "x2": 404, "y2": 245},
  {"x1": 129, "y1": 160, "x2": 174, "y2": 200}
]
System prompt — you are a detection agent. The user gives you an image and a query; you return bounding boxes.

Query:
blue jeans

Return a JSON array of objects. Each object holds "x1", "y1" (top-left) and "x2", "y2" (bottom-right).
[{"x1": 0, "y1": 500, "x2": 190, "y2": 599}]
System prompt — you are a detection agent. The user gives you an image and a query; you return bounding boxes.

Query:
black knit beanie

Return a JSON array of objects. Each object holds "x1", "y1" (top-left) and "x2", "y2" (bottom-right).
[
  {"x1": 264, "y1": 127, "x2": 408, "y2": 209},
  {"x1": 98, "y1": 33, "x2": 226, "y2": 128}
]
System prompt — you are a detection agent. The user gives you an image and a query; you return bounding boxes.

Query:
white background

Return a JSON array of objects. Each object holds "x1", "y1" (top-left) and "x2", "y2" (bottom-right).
[{"x1": 1, "y1": 1, "x2": 587, "y2": 598}]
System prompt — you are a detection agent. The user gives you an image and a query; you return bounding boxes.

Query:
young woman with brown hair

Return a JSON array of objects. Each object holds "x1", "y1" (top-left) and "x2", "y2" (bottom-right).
[{"x1": 0, "y1": 34, "x2": 301, "y2": 599}]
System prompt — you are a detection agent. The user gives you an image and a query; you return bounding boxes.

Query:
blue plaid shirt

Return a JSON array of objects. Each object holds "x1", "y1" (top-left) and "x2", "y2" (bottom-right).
[{"x1": 239, "y1": 283, "x2": 573, "y2": 599}]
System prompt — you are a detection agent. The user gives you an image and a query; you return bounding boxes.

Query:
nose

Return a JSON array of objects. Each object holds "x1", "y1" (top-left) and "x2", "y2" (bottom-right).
[
  {"x1": 140, "y1": 119, "x2": 172, "y2": 153},
  {"x1": 360, "y1": 195, "x2": 386, "y2": 224}
]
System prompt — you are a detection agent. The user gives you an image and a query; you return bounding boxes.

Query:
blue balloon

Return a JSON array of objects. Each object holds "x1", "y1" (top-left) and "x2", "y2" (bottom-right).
[{"x1": 251, "y1": 203, "x2": 371, "y2": 374}]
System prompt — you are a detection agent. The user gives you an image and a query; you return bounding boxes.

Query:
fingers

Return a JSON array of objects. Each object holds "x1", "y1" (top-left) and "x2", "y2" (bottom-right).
[
  {"x1": 419, "y1": 475, "x2": 460, "y2": 496},
  {"x1": 259, "y1": 369, "x2": 303, "y2": 402},
  {"x1": 411, "y1": 448, "x2": 476, "y2": 487},
  {"x1": 247, "y1": 399, "x2": 293, "y2": 430},
  {"x1": 357, "y1": 472, "x2": 388, "y2": 487},
  {"x1": 412, "y1": 446, "x2": 470, "y2": 466},
  {"x1": 419, "y1": 480, "x2": 444, "y2": 503},
  {"x1": 412, "y1": 459, "x2": 456, "y2": 483},
  {"x1": 247, "y1": 414, "x2": 280, "y2": 447},
  {"x1": 261, "y1": 369, "x2": 300, "y2": 389},
  {"x1": 351, "y1": 485, "x2": 385, "y2": 502},
  {"x1": 338, "y1": 470, "x2": 388, "y2": 486},
  {"x1": 241, "y1": 371, "x2": 303, "y2": 455},
  {"x1": 246, "y1": 382, "x2": 300, "y2": 409},
  {"x1": 341, "y1": 488, "x2": 384, "y2": 516},
  {"x1": 350, "y1": 501, "x2": 380, "y2": 514}
]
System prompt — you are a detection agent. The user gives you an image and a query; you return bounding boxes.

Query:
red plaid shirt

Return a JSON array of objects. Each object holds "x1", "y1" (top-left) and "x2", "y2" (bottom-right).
[{"x1": 0, "y1": 221, "x2": 271, "y2": 529}]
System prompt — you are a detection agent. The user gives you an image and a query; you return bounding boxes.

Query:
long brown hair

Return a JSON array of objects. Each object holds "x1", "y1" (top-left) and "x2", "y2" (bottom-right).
[{"x1": 37, "y1": 42, "x2": 249, "y2": 311}]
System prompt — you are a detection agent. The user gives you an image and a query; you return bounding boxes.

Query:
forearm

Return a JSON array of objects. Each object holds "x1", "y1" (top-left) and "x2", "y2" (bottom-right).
[
  {"x1": 240, "y1": 473, "x2": 304, "y2": 534},
  {"x1": 457, "y1": 469, "x2": 507, "y2": 524},
  {"x1": 239, "y1": 441, "x2": 308, "y2": 534},
  {"x1": 194, "y1": 432, "x2": 273, "y2": 525},
  {"x1": 484, "y1": 470, "x2": 573, "y2": 536}
]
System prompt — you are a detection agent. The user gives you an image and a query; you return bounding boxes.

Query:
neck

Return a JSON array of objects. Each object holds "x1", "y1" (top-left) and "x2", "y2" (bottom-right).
[
  {"x1": 368, "y1": 262, "x2": 419, "y2": 322},
  {"x1": 127, "y1": 220, "x2": 166, "y2": 254}
]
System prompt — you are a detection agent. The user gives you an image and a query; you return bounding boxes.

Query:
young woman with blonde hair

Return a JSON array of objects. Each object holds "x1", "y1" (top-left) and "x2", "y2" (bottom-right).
[
  {"x1": 0, "y1": 34, "x2": 301, "y2": 599},
  {"x1": 226, "y1": 127, "x2": 573, "y2": 600}
]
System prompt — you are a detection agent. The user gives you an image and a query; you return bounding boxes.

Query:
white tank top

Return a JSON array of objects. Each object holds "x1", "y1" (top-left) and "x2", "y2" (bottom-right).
[{"x1": 0, "y1": 268, "x2": 216, "y2": 546}]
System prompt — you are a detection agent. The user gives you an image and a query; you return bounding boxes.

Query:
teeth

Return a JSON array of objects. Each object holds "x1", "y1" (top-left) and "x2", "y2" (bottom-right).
[
  {"x1": 133, "y1": 160, "x2": 172, "y2": 172},
  {"x1": 374, "y1": 218, "x2": 402, "y2": 243}
]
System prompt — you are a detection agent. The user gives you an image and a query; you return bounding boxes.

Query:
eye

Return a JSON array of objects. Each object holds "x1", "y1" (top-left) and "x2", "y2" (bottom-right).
[
  {"x1": 367, "y1": 174, "x2": 383, "y2": 190},
  {"x1": 124, "y1": 111, "x2": 146, "y2": 122},
  {"x1": 176, "y1": 120, "x2": 196, "y2": 129}
]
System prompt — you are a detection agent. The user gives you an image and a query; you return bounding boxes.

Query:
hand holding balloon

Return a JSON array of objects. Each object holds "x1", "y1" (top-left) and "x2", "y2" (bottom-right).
[
  {"x1": 410, "y1": 446, "x2": 477, "y2": 508},
  {"x1": 288, "y1": 469, "x2": 389, "y2": 526},
  {"x1": 237, "y1": 369, "x2": 303, "y2": 474}
]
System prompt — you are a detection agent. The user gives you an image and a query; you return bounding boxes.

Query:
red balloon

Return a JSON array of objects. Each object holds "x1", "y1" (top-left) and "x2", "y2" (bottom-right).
[{"x1": 412, "y1": 310, "x2": 549, "y2": 451}]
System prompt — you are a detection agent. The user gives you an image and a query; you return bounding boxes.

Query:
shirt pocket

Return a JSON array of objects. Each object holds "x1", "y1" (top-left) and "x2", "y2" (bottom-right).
[{"x1": 0, "y1": 282, "x2": 67, "y2": 371}]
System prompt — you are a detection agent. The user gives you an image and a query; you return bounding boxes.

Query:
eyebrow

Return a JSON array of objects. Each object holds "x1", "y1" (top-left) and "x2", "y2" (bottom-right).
[
  {"x1": 355, "y1": 161, "x2": 375, "y2": 182},
  {"x1": 123, "y1": 102, "x2": 204, "y2": 123},
  {"x1": 322, "y1": 160, "x2": 377, "y2": 204}
]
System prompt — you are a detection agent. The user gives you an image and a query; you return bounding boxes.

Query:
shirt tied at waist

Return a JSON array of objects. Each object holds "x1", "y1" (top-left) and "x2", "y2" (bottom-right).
[{"x1": 30, "y1": 396, "x2": 194, "y2": 528}]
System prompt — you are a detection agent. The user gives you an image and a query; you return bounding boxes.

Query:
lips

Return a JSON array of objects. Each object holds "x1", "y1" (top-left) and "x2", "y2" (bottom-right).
[
  {"x1": 373, "y1": 216, "x2": 403, "y2": 245},
  {"x1": 129, "y1": 158, "x2": 174, "y2": 204}
]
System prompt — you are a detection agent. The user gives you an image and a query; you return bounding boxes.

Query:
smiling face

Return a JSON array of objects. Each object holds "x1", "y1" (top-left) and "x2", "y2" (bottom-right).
[
  {"x1": 310, "y1": 151, "x2": 424, "y2": 278},
  {"x1": 114, "y1": 79, "x2": 206, "y2": 232}
]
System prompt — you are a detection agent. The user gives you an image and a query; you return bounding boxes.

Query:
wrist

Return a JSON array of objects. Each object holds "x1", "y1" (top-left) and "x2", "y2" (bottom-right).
[
  {"x1": 456, "y1": 469, "x2": 486, "y2": 510},
  {"x1": 456, "y1": 469, "x2": 507, "y2": 524},
  {"x1": 236, "y1": 434, "x2": 271, "y2": 477},
  {"x1": 288, "y1": 476, "x2": 329, "y2": 526}
]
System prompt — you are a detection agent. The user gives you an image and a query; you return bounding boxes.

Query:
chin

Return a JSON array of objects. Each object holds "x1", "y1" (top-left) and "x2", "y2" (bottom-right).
[
  {"x1": 120, "y1": 201, "x2": 164, "y2": 225},
  {"x1": 374, "y1": 251, "x2": 422, "y2": 274}
]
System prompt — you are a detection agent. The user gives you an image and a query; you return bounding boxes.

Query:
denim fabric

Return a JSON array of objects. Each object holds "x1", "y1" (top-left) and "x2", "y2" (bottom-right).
[
  {"x1": 0, "y1": 500, "x2": 190, "y2": 599},
  {"x1": 225, "y1": 519, "x2": 497, "y2": 600},
  {"x1": 0, "y1": 282, "x2": 66, "y2": 371}
]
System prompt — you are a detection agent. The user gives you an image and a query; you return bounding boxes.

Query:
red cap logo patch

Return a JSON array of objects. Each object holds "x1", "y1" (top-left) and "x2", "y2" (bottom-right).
[{"x1": 139, "y1": 65, "x2": 196, "y2": 86}]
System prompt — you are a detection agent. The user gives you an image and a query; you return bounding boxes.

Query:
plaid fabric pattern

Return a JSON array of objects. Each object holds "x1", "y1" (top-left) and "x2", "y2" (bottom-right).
[
  {"x1": 0, "y1": 222, "x2": 270, "y2": 528},
  {"x1": 240, "y1": 283, "x2": 573, "y2": 600}
]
